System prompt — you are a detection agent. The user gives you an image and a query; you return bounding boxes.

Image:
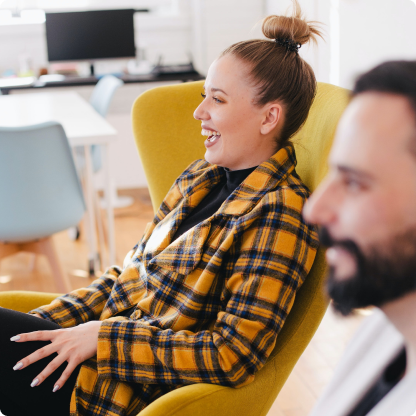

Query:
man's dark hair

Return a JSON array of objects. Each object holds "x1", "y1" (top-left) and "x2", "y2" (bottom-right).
[{"x1": 353, "y1": 60, "x2": 416, "y2": 116}]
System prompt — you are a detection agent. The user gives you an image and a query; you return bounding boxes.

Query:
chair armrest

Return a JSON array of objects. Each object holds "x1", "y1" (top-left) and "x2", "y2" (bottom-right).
[
  {"x1": 138, "y1": 368, "x2": 281, "y2": 416},
  {"x1": 138, "y1": 384, "x2": 225, "y2": 416},
  {"x1": 0, "y1": 290, "x2": 62, "y2": 313}
]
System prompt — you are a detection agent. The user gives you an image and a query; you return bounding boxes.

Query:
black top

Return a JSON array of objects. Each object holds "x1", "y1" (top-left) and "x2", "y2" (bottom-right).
[
  {"x1": 172, "y1": 165, "x2": 258, "y2": 241},
  {"x1": 347, "y1": 347, "x2": 406, "y2": 416}
]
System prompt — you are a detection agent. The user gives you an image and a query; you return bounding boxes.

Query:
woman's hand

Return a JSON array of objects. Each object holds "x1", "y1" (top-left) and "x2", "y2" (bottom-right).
[
  {"x1": 28, "y1": 313, "x2": 44, "y2": 319},
  {"x1": 11, "y1": 320, "x2": 102, "y2": 392}
]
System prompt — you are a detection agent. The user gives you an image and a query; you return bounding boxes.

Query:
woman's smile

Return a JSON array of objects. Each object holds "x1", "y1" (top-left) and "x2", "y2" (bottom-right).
[{"x1": 201, "y1": 127, "x2": 222, "y2": 148}]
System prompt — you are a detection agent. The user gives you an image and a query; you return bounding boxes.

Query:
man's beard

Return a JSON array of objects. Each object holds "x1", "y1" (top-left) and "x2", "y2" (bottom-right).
[{"x1": 319, "y1": 227, "x2": 416, "y2": 316}]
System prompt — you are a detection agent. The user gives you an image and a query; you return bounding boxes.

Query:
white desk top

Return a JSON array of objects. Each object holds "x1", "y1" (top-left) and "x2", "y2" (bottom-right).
[{"x1": 0, "y1": 91, "x2": 117, "y2": 146}]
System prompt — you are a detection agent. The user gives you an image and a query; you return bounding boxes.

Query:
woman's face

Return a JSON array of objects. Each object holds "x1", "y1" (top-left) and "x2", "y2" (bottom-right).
[{"x1": 193, "y1": 54, "x2": 282, "y2": 171}]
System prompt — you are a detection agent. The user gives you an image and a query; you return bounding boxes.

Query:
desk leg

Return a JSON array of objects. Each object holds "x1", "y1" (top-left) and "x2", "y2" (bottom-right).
[
  {"x1": 103, "y1": 143, "x2": 116, "y2": 265},
  {"x1": 83, "y1": 145, "x2": 99, "y2": 276}
]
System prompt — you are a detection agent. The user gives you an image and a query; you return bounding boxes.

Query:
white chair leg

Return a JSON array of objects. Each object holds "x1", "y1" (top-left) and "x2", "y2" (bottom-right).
[{"x1": 100, "y1": 177, "x2": 134, "y2": 209}]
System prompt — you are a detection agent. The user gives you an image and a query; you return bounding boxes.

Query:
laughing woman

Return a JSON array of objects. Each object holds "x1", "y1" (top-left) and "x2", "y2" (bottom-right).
[{"x1": 0, "y1": 3, "x2": 321, "y2": 416}]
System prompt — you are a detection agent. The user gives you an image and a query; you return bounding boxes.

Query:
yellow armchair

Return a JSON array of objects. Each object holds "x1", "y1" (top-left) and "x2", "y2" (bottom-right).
[
  {"x1": 0, "y1": 81, "x2": 349, "y2": 416},
  {"x1": 132, "y1": 81, "x2": 349, "y2": 416}
]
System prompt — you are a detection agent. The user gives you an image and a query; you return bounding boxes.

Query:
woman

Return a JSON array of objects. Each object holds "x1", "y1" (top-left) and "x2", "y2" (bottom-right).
[{"x1": 0, "y1": 4, "x2": 321, "y2": 416}]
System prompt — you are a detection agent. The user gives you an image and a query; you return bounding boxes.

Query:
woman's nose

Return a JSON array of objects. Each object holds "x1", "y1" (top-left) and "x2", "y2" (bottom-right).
[{"x1": 193, "y1": 100, "x2": 209, "y2": 121}]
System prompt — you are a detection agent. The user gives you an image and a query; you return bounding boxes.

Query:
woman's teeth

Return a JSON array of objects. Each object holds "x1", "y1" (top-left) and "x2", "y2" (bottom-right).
[{"x1": 201, "y1": 128, "x2": 221, "y2": 139}]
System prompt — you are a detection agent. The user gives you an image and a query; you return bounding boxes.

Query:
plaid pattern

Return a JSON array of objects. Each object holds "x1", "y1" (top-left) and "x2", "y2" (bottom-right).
[{"x1": 32, "y1": 145, "x2": 319, "y2": 416}]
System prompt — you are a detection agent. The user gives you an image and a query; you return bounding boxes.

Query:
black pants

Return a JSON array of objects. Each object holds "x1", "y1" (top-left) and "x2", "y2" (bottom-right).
[{"x1": 0, "y1": 308, "x2": 80, "y2": 416}]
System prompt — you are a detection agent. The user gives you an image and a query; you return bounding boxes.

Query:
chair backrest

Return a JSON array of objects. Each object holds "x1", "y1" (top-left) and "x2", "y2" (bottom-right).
[
  {"x1": 89, "y1": 75, "x2": 124, "y2": 118},
  {"x1": 88, "y1": 75, "x2": 124, "y2": 172},
  {"x1": 0, "y1": 121, "x2": 86, "y2": 242},
  {"x1": 132, "y1": 81, "x2": 350, "y2": 416}
]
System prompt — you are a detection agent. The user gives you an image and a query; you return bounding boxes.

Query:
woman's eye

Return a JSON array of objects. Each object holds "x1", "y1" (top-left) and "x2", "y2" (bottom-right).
[
  {"x1": 200, "y1": 93, "x2": 223, "y2": 104},
  {"x1": 344, "y1": 178, "x2": 364, "y2": 192}
]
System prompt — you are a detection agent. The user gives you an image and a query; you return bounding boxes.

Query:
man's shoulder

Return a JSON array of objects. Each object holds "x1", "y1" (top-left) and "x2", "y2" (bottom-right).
[{"x1": 309, "y1": 310, "x2": 405, "y2": 416}]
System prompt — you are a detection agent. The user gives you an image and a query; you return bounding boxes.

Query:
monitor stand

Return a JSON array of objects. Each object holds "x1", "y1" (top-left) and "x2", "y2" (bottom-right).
[{"x1": 89, "y1": 63, "x2": 95, "y2": 77}]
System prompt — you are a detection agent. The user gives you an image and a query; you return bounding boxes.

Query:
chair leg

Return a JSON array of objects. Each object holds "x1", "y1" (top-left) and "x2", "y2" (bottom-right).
[
  {"x1": 23, "y1": 238, "x2": 71, "y2": 293},
  {"x1": 29, "y1": 254, "x2": 38, "y2": 271},
  {"x1": 0, "y1": 243, "x2": 19, "y2": 283},
  {"x1": 93, "y1": 189, "x2": 107, "y2": 270},
  {"x1": 0, "y1": 243, "x2": 20, "y2": 261},
  {"x1": 83, "y1": 145, "x2": 99, "y2": 276}
]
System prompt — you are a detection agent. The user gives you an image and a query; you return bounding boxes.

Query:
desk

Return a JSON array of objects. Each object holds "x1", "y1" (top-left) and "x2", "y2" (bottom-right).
[
  {"x1": 0, "y1": 72, "x2": 205, "y2": 95},
  {"x1": 0, "y1": 91, "x2": 117, "y2": 274}
]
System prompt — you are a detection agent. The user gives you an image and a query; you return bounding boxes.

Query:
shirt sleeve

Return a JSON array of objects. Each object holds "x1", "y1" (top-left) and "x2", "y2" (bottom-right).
[
  {"x1": 95, "y1": 188, "x2": 319, "y2": 388},
  {"x1": 29, "y1": 162, "x2": 210, "y2": 327},
  {"x1": 29, "y1": 265, "x2": 122, "y2": 327}
]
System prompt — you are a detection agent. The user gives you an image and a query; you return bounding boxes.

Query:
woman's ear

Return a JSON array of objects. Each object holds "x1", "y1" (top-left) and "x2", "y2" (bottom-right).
[{"x1": 260, "y1": 103, "x2": 283, "y2": 135}]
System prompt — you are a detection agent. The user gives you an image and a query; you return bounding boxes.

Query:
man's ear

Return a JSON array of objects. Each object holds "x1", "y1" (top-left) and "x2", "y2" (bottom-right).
[{"x1": 260, "y1": 103, "x2": 283, "y2": 135}]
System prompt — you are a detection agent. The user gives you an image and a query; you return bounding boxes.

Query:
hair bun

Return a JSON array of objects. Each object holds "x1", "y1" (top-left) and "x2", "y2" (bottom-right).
[{"x1": 262, "y1": 0, "x2": 322, "y2": 47}]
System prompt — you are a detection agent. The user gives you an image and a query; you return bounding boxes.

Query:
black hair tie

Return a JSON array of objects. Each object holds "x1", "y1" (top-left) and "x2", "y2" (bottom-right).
[{"x1": 275, "y1": 38, "x2": 301, "y2": 53}]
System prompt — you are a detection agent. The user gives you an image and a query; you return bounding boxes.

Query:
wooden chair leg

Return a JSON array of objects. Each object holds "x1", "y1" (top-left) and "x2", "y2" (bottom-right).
[
  {"x1": 0, "y1": 243, "x2": 20, "y2": 282},
  {"x1": 23, "y1": 238, "x2": 71, "y2": 293},
  {"x1": 94, "y1": 189, "x2": 107, "y2": 270},
  {"x1": 0, "y1": 242, "x2": 20, "y2": 261},
  {"x1": 29, "y1": 254, "x2": 38, "y2": 271}
]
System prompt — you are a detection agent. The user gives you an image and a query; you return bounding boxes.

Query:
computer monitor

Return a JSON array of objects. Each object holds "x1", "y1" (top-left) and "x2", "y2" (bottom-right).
[{"x1": 45, "y1": 9, "x2": 136, "y2": 75}]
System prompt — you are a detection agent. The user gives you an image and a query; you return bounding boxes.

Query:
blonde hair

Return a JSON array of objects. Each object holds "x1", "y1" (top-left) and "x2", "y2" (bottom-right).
[{"x1": 220, "y1": 1, "x2": 323, "y2": 147}]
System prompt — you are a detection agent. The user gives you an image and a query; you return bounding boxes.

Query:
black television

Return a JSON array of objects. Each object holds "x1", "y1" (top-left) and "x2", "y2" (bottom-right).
[{"x1": 45, "y1": 9, "x2": 136, "y2": 75}]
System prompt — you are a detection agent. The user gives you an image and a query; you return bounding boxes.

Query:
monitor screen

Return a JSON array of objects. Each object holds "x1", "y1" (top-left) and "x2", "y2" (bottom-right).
[{"x1": 45, "y1": 9, "x2": 136, "y2": 62}]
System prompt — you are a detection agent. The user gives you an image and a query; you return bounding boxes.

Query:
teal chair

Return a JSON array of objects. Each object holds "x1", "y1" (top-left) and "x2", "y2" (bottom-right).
[
  {"x1": 90, "y1": 74, "x2": 124, "y2": 172},
  {"x1": 75, "y1": 74, "x2": 124, "y2": 173},
  {"x1": 0, "y1": 121, "x2": 86, "y2": 292}
]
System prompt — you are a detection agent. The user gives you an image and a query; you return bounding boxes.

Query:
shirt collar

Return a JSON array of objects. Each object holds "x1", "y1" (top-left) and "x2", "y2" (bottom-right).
[
  {"x1": 218, "y1": 145, "x2": 297, "y2": 216},
  {"x1": 178, "y1": 145, "x2": 298, "y2": 216}
]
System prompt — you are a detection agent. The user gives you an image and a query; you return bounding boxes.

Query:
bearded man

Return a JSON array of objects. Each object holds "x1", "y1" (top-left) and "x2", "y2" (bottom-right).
[{"x1": 304, "y1": 60, "x2": 416, "y2": 416}]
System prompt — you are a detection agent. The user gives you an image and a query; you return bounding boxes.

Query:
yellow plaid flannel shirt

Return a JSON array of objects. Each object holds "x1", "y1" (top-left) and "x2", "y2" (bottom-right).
[{"x1": 32, "y1": 145, "x2": 319, "y2": 416}]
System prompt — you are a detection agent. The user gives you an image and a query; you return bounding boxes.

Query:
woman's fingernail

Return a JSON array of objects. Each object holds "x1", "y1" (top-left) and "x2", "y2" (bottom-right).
[
  {"x1": 53, "y1": 385, "x2": 60, "y2": 393},
  {"x1": 13, "y1": 363, "x2": 23, "y2": 371},
  {"x1": 13, "y1": 362, "x2": 23, "y2": 371},
  {"x1": 31, "y1": 378, "x2": 39, "y2": 387},
  {"x1": 10, "y1": 335, "x2": 20, "y2": 341}
]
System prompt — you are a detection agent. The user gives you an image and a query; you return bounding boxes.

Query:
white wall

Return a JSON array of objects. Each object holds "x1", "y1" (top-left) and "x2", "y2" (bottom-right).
[
  {"x1": 0, "y1": 23, "x2": 47, "y2": 76},
  {"x1": 191, "y1": 0, "x2": 264, "y2": 74},
  {"x1": 0, "y1": 0, "x2": 172, "y2": 12},
  {"x1": 338, "y1": 0, "x2": 416, "y2": 89},
  {"x1": 266, "y1": 0, "x2": 416, "y2": 89},
  {"x1": 265, "y1": 0, "x2": 331, "y2": 84},
  {"x1": 191, "y1": 0, "x2": 330, "y2": 83}
]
